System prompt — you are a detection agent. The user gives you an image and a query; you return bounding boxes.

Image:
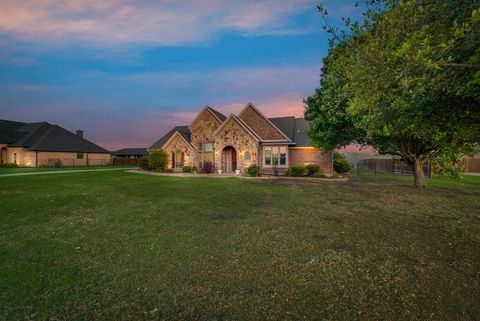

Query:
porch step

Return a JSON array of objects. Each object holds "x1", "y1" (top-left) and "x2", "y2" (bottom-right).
[{"x1": 173, "y1": 168, "x2": 183, "y2": 173}]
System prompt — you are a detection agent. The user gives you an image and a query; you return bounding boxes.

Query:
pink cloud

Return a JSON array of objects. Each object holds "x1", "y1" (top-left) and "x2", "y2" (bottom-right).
[{"x1": 0, "y1": 0, "x2": 312, "y2": 46}]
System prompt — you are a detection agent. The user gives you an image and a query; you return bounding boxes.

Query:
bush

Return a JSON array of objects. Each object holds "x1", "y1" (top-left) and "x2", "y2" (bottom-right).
[
  {"x1": 305, "y1": 164, "x2": 320, "y2": 176},
  {"x1": 289, "y1": 165, "x2": 306, "y2": 177},
  {"x1": 148, "y1": 149, "x2": 169, "y2": 172},
  {"x1": 0, "y1": 163, "x2": 19, "y2": 168},
  {"x1": 245, "y1": 165, "x2": 260, "y2": 177},
  {"x1": 182, "y1": 165, "x2": 192, "y2": 173},
  {"x1": 333, "y1": 153, "x2": 352, "y2": 174},
  {"x1": 201, "y1": 162, "x2": 214, "y2": 174},
  {"x1": 138, "y1": 156, "x2": 149, "y2": 170},
  {"x1": 192, "y1": 166, "x2": 198, "y2": 173}
]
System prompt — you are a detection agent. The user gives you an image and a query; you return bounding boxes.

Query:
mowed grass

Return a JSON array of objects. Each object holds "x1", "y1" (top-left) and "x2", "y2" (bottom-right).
[{"x1": 0, "y1": 171, "x2": 479, "y2": 320}]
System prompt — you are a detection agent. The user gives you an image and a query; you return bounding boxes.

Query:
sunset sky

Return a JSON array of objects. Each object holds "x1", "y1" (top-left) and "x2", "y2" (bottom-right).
[{"x1": 0, "y1": 0, "x2": 360, "y2": 150}]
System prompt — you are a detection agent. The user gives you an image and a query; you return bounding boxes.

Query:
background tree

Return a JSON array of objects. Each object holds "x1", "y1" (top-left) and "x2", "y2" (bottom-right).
[{"x1": 306, "y1": 0, "x2": 480, "y2": 187}]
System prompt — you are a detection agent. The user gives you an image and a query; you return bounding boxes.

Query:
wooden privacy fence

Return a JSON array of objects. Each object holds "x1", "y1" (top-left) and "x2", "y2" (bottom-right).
[
  {"x1": 112, "y1": 158, "x2": 139, "y2": 166},
  {"x1": 358, "y1": 158, "x2": 431, "y2": 177},
  {"x1": 462, "y1": 157, "x2": 480, "y2": 173},
  {"x1": 47, "y1": 158, "x2": 112, "y2": 167}
]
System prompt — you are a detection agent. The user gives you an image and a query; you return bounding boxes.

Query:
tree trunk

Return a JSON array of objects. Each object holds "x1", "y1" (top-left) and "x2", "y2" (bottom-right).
[{"x1": 413, "y1": 156, "x2": 426, "y2": 188}]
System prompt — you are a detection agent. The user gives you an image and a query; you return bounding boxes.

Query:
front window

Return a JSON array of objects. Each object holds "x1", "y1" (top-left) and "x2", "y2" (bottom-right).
[
  {"x1": 77, "y1": 153, "x2": 84, "y2": 159},
  {"x1": 200, "y1": 143, "x2": 214, "y2": 166},
  {"x1": 263, "y1": 146, "x2": 287, "y2": 167},
  {"x1": 13, "y1": 153, "x2": 17, "y2": 164}
]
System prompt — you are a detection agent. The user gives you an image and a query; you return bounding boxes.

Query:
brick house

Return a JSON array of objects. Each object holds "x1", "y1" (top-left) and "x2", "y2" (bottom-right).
[
  {"x1": 0, "y1": 120, "x2": 110, "y2": 167},
  {"x1": 150, "y1": 103, "x2": 333, "y2": 175}
]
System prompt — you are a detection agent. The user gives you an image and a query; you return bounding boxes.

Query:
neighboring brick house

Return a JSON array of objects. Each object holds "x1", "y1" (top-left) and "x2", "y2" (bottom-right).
[
  {"x1": 150, "y1": 103, "x2": 333, "y2": 175},
  {"x1": 0, "y1": 120, "x2": 110, "y2": 167}
]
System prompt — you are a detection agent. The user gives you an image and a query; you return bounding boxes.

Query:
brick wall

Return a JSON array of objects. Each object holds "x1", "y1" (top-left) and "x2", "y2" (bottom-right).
[
  {"x1": 289, "y1": 148, "x2": 333, "y2": 176},
  {"x1": 238, "y1": 105, "x2": 285, "y2": 140},
  {"x1": 1, "y1": 147, "x2": 110, "y2": 167}
]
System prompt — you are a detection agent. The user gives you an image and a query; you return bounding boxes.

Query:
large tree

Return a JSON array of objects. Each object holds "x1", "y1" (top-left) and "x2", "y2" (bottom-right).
[{"x1": 306, "y1": 0, "x2": 480, "y2": 187}]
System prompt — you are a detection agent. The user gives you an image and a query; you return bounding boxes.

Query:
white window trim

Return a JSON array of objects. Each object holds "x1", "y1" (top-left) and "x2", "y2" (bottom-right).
[{"x1": 263, "y1": 146, "x2": 288, "y2": 168}]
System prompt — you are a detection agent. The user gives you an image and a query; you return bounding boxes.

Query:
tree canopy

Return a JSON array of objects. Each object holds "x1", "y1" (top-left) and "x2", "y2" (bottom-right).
[{"x1": 305, "y1": 0, "x2": 480, "y2": 187}]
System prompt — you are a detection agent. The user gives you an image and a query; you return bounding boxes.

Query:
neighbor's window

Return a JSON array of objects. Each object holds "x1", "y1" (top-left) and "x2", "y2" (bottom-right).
[
  {"x1": 263, "y1": 146, "x2": 287, "y2": 166},
  {"x1": 77, "y1": 153, "x2": 84, "y2": 159},
  {"x1": 12, "y1": 153, "x2": 17, "y2": 164},
  {"x1": 244, "y1": 151, "x2": 251, "y2": 161}
]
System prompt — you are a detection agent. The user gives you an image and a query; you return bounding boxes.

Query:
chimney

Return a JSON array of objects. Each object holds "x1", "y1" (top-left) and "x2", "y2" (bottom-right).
[{"x1": 76, "y1": 129, "x2": 84, "y2": 138}]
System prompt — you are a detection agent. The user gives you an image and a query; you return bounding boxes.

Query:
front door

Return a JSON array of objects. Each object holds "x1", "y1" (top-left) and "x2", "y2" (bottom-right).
[
  {"x1": 0, "y1": 148, "x2": 6, "y2": 164},
  {"x1": 221, "y1": 146, "x2": 237, "y2": 172},
  {"x1": 172, "y1": 151, "x2": 184, "y2": 168}
]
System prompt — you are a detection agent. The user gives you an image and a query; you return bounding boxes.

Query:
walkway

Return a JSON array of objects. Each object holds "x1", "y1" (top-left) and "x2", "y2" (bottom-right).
[{"x1": 0, "y1": 167, "x2": 135, "y2": 177}]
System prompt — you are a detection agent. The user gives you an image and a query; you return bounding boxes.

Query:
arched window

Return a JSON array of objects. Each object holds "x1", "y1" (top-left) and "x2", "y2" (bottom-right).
[{"x1": 244, "y1": 151, "x2": 251, "y2": 161}]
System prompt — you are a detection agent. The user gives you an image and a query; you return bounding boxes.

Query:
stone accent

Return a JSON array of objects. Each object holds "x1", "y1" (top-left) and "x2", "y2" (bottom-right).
[
  {"x1": 161, "y1": 133, "x2": 194, "y2": 168},
  {"x1": 289, "y1": 148, "x2": 333, "y2": 176},
  {"x1": 213, "y1": 117, "x2": 258, "y2": 172},
  {"x1": 190, "y1": 108, "x2": 223, "y2": 149},
  {"x1": 238, "y1": 104, "x2": 285, "y2": 140}
]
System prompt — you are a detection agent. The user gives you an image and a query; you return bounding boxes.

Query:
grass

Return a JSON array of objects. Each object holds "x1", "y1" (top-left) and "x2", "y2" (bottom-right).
[
  {"x1": 1, "y1": 171, "x2": 479, "y2": 320},
  {"x1": 0, "y1": 164, "x2": 137, "y2": 174}
]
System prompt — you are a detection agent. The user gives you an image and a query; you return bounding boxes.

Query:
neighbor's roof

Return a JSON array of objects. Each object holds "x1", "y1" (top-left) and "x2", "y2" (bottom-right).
[
  {"x1": 111, "y1": 148, "x2": 147, "y2": 156},
  {"x1": 0, "y1": 119, "x2": 109, "y2": 153},
  {"x1": 149, "y1": 125, "x2": 191, "y2": 149}
]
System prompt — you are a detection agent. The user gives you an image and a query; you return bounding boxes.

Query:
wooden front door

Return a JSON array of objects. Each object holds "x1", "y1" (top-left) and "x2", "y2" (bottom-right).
[
  {"x1": 172, "y1": 151, "x2": 184, "y2": 168},
  {"x1": 221, "y1": 146, "x2": 237, "y2": 172}
]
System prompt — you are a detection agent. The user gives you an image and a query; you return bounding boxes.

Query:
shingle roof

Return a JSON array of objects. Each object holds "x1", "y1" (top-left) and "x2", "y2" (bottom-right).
[
  {"x1": 268, "y1": 117, "x2": 311, "y2": 147},
  {"x1": 112, "y1": 148, "x2": 147, "y2": 156},
  {"x1": 0, "y1": 119, "x2": 109, "y2": 153},
  {"x1": 207, "y1": 107, "x2": 227, "y2": 122},
  {"x1": 149, "y1": 125, "x2": 191, "y2": 149}
]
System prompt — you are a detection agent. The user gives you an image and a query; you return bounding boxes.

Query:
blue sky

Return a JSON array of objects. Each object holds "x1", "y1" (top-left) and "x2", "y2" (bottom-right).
[{"x1": 0, "y1": 0, "x2": 360, "y2": 149}]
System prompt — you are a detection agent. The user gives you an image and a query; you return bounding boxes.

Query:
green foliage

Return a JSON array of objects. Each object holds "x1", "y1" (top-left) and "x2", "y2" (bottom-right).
[
  {"x1": 245, "y1": 165, "x2": 260, "y2": 177},
  {"x1": 182, "y1": 165, "x2": 192, "y2": 173},
  {"x1": 147, "y1": 149, "x2": 168, "y2": 172},
  {"x1": 138, "y1": 156, "x2": 149, "y2": 170},
  {"x1": 307, "y1": 0, "x2": 480, "y2": 187},
  {"x1": 333, "y1": 154, "x2": 352, "y2": 174},
  {"x1": 0, "y1": 163, "x2": 19, "y2": 168},
  {"x1": 430, "y1": 150, "x2": 464, "y2": 178},
  {"x1": 305, "y1": 164, "x2": 320, "y2": 176},
  {"x1": 192, "y1": 166, "x2": 198, "y2": 173},
  {"x1": 289, "y1": 165, "x2": 306, "y2": 177}
]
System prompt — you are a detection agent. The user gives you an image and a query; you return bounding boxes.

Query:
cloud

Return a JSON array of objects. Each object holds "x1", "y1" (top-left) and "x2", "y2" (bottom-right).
[{"x1": 0, "y1": 0, "x2": 312, "y2": 46}]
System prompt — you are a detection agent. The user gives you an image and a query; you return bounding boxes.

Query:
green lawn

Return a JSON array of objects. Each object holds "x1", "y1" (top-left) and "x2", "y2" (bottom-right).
[
  {"x1": 0, "y1": 164, "x2": 137, "y2": 174},
  {"x1": 1, "y1": 171, "x2": 479, "y2": 320}
]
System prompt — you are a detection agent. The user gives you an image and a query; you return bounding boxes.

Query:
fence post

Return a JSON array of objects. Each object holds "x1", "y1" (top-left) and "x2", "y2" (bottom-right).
[
  {"x1": 374, "y1": 163, "x2": 377, "y2": 175},
  {"x1": 357, "y1": 163, "x2": 360, "y2": 175}
]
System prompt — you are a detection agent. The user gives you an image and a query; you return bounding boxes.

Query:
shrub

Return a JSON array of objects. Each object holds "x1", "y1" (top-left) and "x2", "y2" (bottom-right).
[
  {"x1": 148, "y1": 149, "x2": 169, "y2": 172},
  {"x1": 201, "y1": 162, "x2": 214, "y2": 174},
  {"x1": 192, "y1": 166, "x2": 198, "y2": 173},
  {"x1": 182, "y1": 165, "x2": 192, "y2": 173},
  {"x1": 245, "y1": 165, "x2": 260, "y2": 177},
  {"x1": 305, "y1": 164, "x2": 320, "y2": 176},
  {"x1": 138, "y1": 156, "x2": 149, "y2": 170},
  {"x1": 289, "y1": 165, "x2": 306, "y2": 177},
  {"x1": 333, "y1": 153, "x2": 352, "y2": 174},
  {"x1": 0, "y1": 163, "x2": 19, "y2": 168}
]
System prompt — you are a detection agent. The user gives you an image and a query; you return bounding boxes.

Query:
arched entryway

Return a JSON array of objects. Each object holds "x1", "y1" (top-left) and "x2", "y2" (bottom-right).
[
  {"x1": 221, "y1": 146, "x2": 237, "y2": 172},
  {"x1": 0, "y1": 147, "x2": 6, "y2": 164}
]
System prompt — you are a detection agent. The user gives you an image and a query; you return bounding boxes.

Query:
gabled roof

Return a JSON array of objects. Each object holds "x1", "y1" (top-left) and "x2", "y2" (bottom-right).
[
  {"x1": 189, "y1": 106, "x2": 226, "y2": 128},
  {"x1": 212, "y1": 114, "x2": 261, "y2": 141},
  {"x1": 112, "y1": 148, "x2": 147, "y2": 156},
  {"x1": 238, "y1": 103, "x2": 292, "y2": 142},
  {"x1": 149, "y1": 125, "x2": 191, "y2": 149},
  {"x1": 0, "y1": 119, "x2": 109, "y2": 153}
]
